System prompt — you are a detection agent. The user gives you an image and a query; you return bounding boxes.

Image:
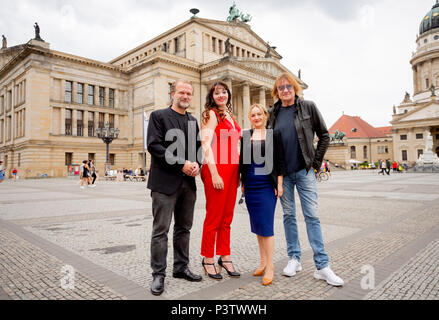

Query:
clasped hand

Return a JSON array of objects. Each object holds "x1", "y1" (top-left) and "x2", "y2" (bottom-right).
[{"x1": 182, "y1": 161, "x2": 200, "y2": 177}]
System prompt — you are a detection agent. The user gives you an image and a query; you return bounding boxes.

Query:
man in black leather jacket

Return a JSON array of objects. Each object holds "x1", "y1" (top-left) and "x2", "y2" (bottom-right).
[{"x1": 267, "y1": 73, "x2": 344, "y2": 287}]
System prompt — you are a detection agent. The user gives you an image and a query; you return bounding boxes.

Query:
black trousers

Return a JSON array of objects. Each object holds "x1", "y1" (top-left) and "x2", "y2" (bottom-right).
[{"x1": 150, "y1": 179, "x2": 196, "y2": 277}]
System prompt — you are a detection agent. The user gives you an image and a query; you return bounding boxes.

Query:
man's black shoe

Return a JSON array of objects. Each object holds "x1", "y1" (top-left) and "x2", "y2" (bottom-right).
[
  {"x1": 151, "y1": 275, "x2": 165, "y2": 296},
  {"x1": 173, "y1": 268, "x2": 202, "y2": 282}
]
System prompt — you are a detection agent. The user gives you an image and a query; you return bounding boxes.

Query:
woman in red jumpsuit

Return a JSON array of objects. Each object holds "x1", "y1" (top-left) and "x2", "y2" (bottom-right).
[{"x1": 200, "y1": 81, "x2": 241, "y2": 280}]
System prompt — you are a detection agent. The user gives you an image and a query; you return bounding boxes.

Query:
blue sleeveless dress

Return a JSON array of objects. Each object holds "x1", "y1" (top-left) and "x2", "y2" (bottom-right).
[{"x1": 244, "y1": 140, "x2": 277, "y2": 237}]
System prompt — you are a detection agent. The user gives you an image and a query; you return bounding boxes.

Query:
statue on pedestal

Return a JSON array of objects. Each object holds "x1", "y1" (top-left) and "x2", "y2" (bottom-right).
[
  {"x1": 225, "y1": 38, "x2": 231, "y2": 56},
  {"x1": 1, "y1": 35, "x2": 6, "y2": 49},
  {"x1": 430, "y1": 85, "x2": 436, "y2": 97}
]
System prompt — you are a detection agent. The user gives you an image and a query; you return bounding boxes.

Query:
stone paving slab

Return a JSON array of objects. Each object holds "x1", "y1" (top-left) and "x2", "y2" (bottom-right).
[{"x1": 0, "y1": 171, "x2": 438, "y2": 301}]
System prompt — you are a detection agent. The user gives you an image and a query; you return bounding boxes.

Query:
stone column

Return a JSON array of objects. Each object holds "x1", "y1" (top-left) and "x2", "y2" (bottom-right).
[
  {"x1": 428, "y1": 61, "x2": 433, "y2": 89},
  {"x1": 259, "y1": 87, "x2": 266, "y2": 107},
  {"x1": 412, "y1": 66, "x2": 419, "y2": 95},
  {"x1": 200, "y1": 84, "x2": 208, "y2": 122},
  {"x1": 94, "y1": 85, "x2": 99, "y2": 106},
  {"x1": 72, "y1": 109, "x2": 77, "y2": 136},
  {"x1": 72, "y1": 81, "x2": 77, "y2": 104},
  {"x1": 10, "y1": 83, "x2": 15, "y2": 143},
  {"x1": 60, "y1": 108, "x2": 66, "y2": 135},
  {"x1": 105, "y1": 87, "x2": 110, "y2": 107},
  {"x1": 243, "y1": 83, "x2": 251, "y2": 130},
  {"x1": 223, "y1": 77, "x2": 233, "y2": 96}
]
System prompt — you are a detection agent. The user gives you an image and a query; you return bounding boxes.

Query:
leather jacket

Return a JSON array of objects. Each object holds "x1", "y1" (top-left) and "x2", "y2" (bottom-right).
[{"x1": 267, "y1": 97, "x2": 330, "y2": 172}]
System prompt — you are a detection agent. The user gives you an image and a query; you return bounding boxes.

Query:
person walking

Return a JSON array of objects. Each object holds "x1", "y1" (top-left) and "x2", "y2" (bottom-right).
[
  {"x1": 267, "y1": 72, "x2": 344, "y2": 287},
  {"x1": 12, "y1": 168, "x2": 18, "y2": 181},
  {"x1": 240, "y1": 104, "x2": 286, "y2": 286},
  {"x1": 89, "y1": 160, "x2": 97, "y2": 186},
  {"x1": 200, "y1": 81, "x2": 241, "y2": 280},
  {"x1": 147, "y1": 79, "x2": 202, "y2": 296},
  {"x1": 0, "y1": 161, "x2": 4, "y2": 183},
  {"x1": 385, "y1": 159, "x2": 391, "y2": 175},
  {"x1": 80, "y1": 160, "x2": 90, "y2": 189}
]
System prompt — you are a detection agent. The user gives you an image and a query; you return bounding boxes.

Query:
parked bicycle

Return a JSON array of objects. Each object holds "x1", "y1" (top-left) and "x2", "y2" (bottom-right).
[{"x1": 315, "y1": 169, "x2": 329, "y2": 182}]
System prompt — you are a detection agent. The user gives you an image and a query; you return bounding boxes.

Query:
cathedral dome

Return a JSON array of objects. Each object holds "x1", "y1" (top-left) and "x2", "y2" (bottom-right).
[{"x1": 420, "y1": 1, "x2": 439, "y2": 35}]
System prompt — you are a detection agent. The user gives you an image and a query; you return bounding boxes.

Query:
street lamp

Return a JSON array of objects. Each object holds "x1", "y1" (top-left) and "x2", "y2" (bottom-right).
[{"x1": 96, "y1": 122, "x2": 120, "y2": 166}]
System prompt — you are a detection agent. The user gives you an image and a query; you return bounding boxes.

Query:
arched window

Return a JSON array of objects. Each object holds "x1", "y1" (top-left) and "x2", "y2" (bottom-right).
[{"x1": 350, "y1": 146, "x2": 356, "y2": 159}]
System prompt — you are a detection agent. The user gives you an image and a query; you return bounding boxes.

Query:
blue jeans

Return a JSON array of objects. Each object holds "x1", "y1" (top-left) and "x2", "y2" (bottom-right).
[{"x1": 280, "y1": 169, "x2": 329, "y2": 270}]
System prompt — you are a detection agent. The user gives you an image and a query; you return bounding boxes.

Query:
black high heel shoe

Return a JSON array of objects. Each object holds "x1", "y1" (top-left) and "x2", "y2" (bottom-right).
[
  {"x1": 202, "y1": 258, "x2": 223, "y2": 280},
  {"x1": 218, "y1": 257, "x2": 241, "y2": 277}
]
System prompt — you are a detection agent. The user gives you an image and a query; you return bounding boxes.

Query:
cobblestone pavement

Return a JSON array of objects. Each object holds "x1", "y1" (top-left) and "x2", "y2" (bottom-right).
[{"x1": 0, "y1": 171, "x2": 438, "y2": 300}]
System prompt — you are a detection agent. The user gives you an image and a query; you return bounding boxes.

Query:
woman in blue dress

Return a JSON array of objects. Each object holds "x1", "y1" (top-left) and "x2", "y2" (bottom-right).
[{"x1": 239, "y1": 104, "x2": 286, "y2": 286}]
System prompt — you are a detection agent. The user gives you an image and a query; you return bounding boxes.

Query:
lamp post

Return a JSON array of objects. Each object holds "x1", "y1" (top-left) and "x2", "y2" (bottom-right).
[{"x1": 96, "y1": 122, "x2": 120, "y2": 170}]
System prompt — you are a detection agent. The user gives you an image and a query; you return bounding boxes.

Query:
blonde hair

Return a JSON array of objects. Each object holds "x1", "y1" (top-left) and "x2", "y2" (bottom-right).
[
  {"x1": 271, "y1": 72, "x2": 303, "y2": 101},
  {"x1": 248, "y1": 104, "x2": 269, "y2": 127}
]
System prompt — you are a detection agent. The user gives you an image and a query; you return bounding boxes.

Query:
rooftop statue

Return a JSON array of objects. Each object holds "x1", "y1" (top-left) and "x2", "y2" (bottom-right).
[
  {"x1": 2, "y1": 35, "x2": 6, "y2": 49},
  {"x1": 34, "y1": 22, "x2": 44, "y2": 41},
  {"x1": 227, "y1": 2, "x2": 252, "y2": 23}
]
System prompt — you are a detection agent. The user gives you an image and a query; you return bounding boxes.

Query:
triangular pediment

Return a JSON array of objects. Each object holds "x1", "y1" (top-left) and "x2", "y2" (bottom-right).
[
  {"x1": 197, "y1": 19, "x2": 268, "y2": 52},
  {"x1": 397, "y1": 102, "x2": 439, "y2": 122}
]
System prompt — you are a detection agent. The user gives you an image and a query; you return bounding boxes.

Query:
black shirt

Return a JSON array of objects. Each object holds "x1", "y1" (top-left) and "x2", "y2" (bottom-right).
[{"x1": 274, "y1": 104, "x2": 306, "y2": 174}]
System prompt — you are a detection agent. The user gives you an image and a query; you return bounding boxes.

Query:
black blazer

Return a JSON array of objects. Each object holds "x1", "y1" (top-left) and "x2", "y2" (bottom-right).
[
  {"x1": 147, "y1": 107, "x2": 202, "y2": 195},
  {"x1": 239, "y1": 129, "x2": 286, "y2": 190}
]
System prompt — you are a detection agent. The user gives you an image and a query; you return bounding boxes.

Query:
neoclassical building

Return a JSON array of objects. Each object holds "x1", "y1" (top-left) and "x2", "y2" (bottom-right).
[
  {"x1": 0, "y1": 13, "x2": 306, "y2": 178},
  {"x1": 391, "y1": 1, "x2": 439, "y2": 164}
]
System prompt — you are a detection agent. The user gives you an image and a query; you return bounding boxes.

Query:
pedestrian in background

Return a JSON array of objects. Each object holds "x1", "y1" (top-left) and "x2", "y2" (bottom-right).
[{"x1": 0, "y1": 161, "x2": 4, "y2": 183}]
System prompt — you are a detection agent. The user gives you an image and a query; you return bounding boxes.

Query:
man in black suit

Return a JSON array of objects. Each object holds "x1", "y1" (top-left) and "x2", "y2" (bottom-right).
[{"x1": 147, "y1": 80, "x2": 202, "y2": 296}]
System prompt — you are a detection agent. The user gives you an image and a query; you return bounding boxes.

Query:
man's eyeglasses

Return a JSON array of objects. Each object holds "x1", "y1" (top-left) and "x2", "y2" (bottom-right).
[{"x1": 277, "y1": 84, "x2": 293, "y2": 92}]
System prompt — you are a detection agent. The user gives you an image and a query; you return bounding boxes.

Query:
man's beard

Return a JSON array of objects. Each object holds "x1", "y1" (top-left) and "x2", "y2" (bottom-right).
[{"x1": 175, "y1": 98, "x2": 191, "y2": 109}]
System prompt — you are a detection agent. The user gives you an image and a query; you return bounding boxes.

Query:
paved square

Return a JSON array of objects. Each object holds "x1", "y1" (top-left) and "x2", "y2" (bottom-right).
[{"x1": 0, "y1": 171, "x2": 438, "y2": 300}]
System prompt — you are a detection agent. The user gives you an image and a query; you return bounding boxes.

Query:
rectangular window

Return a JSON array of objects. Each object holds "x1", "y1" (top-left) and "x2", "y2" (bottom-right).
[
  {"x1": 99, "y1": 87, "x2": 105, "y2": 106},
  {"x1": 0, "y1": 119, "x2": 3, "y2": 142},
  {"x1": 109, "y1": 114, "x2": 114, "y2": 129},
  {"x1": 109, "y1": 153, "x2": 115, "y2": 165},
  {"x1": 402, "y1": 150, "x2": 408, "y2": 161},
  {"x1": 363, "y1": 146, "x2": 368, "y2": 159},
  {"x1": 417, "y1": 149, "x2": 424, "y2": 158},
  {"x1": 88, "y1": 153, "x2": 95, "y2": 161},
  {"x1": 218, "y1": 40, "x2": 223, "y2": 54},
  {"x1": 174, "y1": 37, "x2": 179, "y2": 52},
  {"x1": 65, "y1": 152, "x2": 73, "y2": 166},
  {"x1": 99, "y1": 113, "x2": 105, "y2": 129},
  {"x1": 77, "y1": 110, "x2": 83, "y2": 136},
  {"x1": 88, "y1": 85, "x2": 94, "y2": 105},
  {"x1": 7, "y1": 116, "x2": 11, "y2": 140},
  {"x1": 109, "y1": 89, "x2": 115, "y2": 108},
  {"x1": 400, "y1": 135, "x2": 407, "y2": 141},
  {"x1": 88, "y1": 111, "x2": 94, "y2": 137},
  {"x1": 168, "y1": 83, "x2": 173, "y2": 102},
  {"x1": 65, "y1": 81, "x2": 72, "y2": 102},
  {"x1": 18, "y1": 153, "x2": 21, "y2": 167},
  {"x1": 77, "y1": 83, "x2": 84, "y2": 104},
  {"x1": 426, "y1": 78, "x2": 430, "y2": 89},
  {"x1": 436, "y1": 134, "x2": 439, "y2": 140},
  {"x1": 65, "y1": 109, "x2": 72, "y2": 136},
  {"x1": 416, "y1": 133, "x2": 423, "y2": 139},
  {"x1": 0, "y1": 95, "x2": 4, "y2": 114},
  {"x1": 350, "y1": 146, "x2": 356, "y2": 159},
  {"x1": 7, "y1": 90, "x2": 12, "y2": 110},
  {"x1": 212, "y1": 37, "x2": 216, "y2": 52}
]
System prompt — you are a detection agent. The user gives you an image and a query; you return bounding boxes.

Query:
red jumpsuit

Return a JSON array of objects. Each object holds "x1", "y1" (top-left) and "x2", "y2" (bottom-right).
[{"x1": 201, "y1": 111, "x2": 241, "y2": 258}]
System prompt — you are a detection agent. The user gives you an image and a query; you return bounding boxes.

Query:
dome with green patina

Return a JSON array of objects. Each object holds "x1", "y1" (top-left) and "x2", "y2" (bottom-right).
[{"x1": 420, "y1": 1, "x2": 439, "y2": 35}]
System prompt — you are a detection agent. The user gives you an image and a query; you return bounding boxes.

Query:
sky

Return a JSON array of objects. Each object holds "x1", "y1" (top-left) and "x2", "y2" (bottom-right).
[{"x1": 0, "y1": 0, "x2": 434, "y2": 128}]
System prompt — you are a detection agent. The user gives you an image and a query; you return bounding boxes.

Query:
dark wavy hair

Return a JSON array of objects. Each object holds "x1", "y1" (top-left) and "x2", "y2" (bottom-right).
[{"x1": 202, "y1": 81, "x2": 233, "y2": 125}]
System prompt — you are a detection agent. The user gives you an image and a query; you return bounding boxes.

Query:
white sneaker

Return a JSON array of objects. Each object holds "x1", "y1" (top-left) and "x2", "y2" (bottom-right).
[
  {"x1": 283, "y1": 258, "x2": 302, "y2": 277},
  {"x1": 80, "y1": 186, "x2": 85, "y2": 189},
  {"x1": 88, "y1": 184, "x2": 96, "y2": 188},
  {"x1": 314, "y1": 266, "x2": 344, "y2": 286}
]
